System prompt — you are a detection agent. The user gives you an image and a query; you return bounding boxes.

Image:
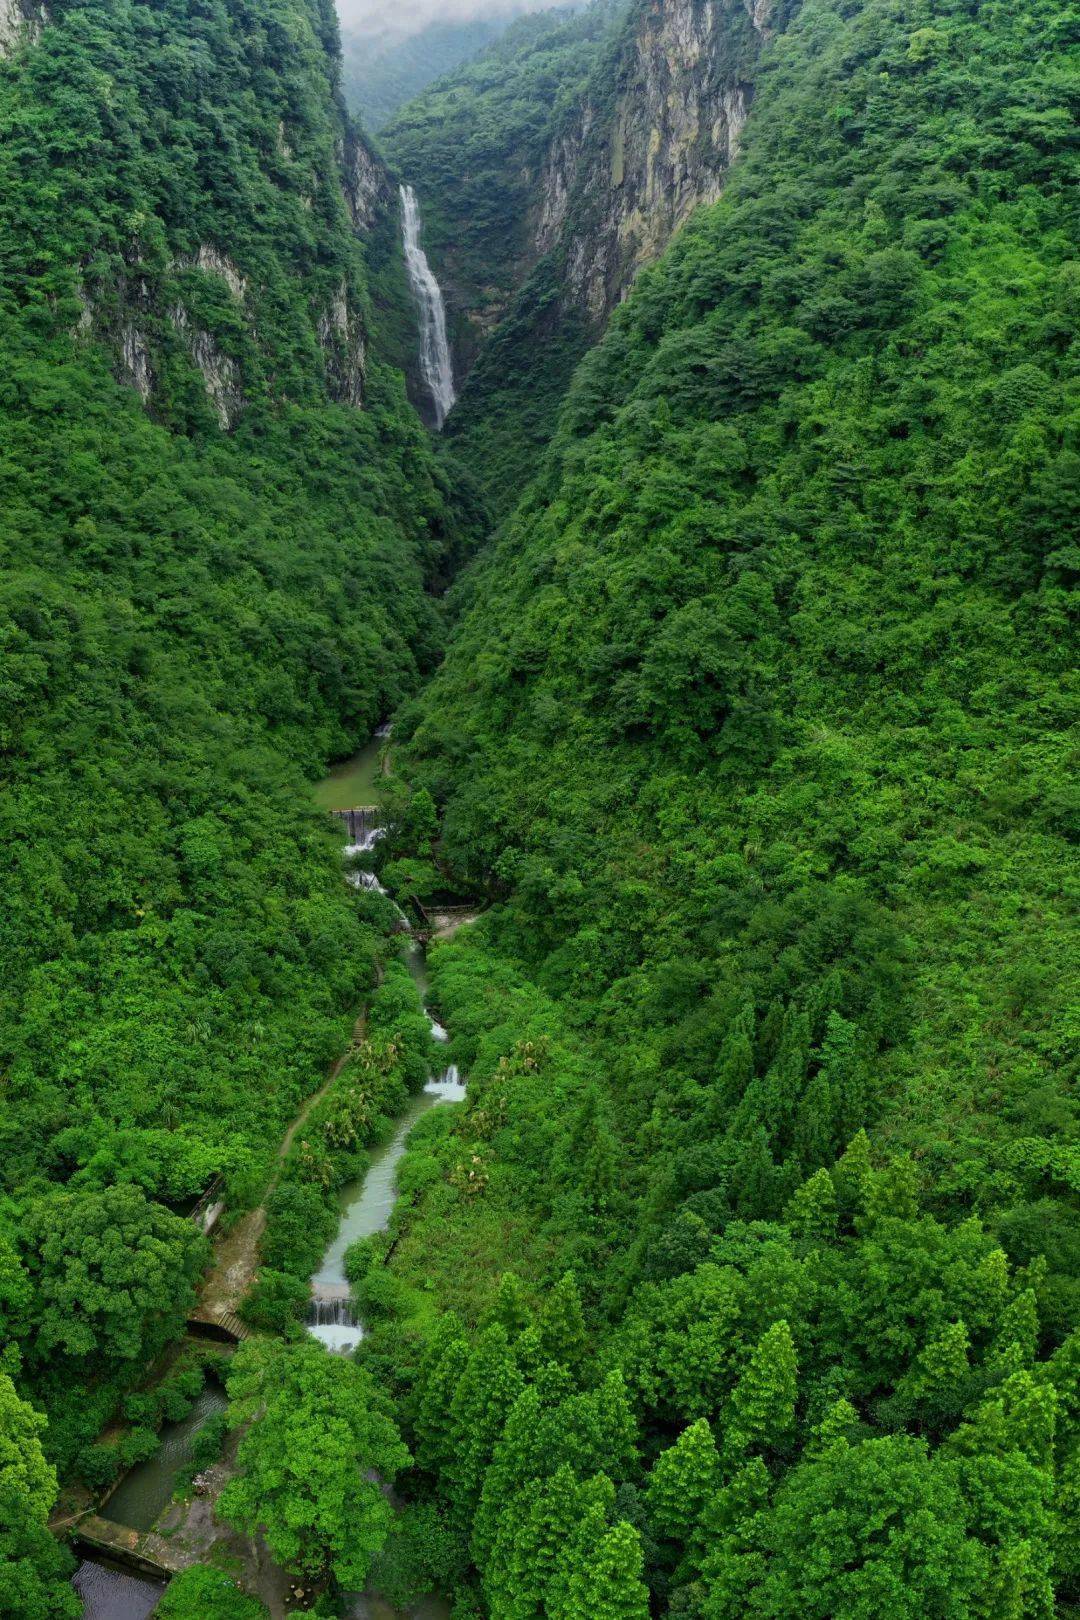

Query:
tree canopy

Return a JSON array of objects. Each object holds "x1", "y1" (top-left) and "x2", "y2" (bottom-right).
[{"x1": 221, "y1": 1339, "x2": 411, "y2": 1589}]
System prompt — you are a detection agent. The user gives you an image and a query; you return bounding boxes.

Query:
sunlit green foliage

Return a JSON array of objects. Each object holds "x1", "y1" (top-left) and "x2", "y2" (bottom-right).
[
  {"x1": 221, "y1": 1338, "x2": 410, "y2": 1589},
  {"x1": 156, "y1": 1568, "x2": 268, "y2": 1620},
  {"x1": 0, "y1": 1376, "x2": 77, "y2": 1619}
]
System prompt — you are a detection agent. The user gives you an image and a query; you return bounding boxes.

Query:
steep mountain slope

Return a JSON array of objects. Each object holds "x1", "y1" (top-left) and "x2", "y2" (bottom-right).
[
  {"x1": 384, "y1": 0, "x2": 788, "y2": 508},
  {"x1": 0, "y1": 0, "x2": 473, "y2": 1489},
  {"x1": 380, "y1": 2, "x2": 622, "y2": 380},
  {"x1": 343, "y1": 15, "x2": 519, "y2": 132},
  {"x1": 365, "y1": 0, "x2": 1080, "y2": 1610}
]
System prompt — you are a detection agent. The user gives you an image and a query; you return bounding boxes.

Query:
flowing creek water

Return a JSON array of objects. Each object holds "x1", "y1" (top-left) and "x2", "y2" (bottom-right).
[
  {"x1": 72, "y1": 1558, "x2": 166, "y2": 1620},
  {"x1": 101, "y1": 1382, "x2": 228, "y2": 1532},
  {"x1": 72, "y1": 735, "x2": 460, "y2": 1616},
  {"x1": 71, "y1": 1380, "x2": 227, "y2": 1612},
  {"x1": 309, "y1": 790, "x2": 465, "y2": 1354}
]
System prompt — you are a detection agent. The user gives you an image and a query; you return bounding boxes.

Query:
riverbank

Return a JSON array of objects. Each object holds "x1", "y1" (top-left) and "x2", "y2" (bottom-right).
[
  {"x1": 66, "y1": 742, "x2": 470, "y2": 1619},
  {"x1": 189, "y1": 1006, "x2": 369, "y2": 1339}
]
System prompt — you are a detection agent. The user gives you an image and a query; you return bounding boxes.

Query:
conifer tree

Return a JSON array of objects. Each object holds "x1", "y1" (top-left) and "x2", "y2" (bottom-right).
[
  {"x1": 864, "y1": 1153, "x2": 920, "y2": 1223},
  {"x1": 645, "y1": 1415, "x2": 720, "y2": 1576},
  {"x1": 707, "y1": 1013, "x2": 756, "y2": 1119},
  {"x1": 899, "y1": 1319, "x2": 972, "y2": 1433},
  {"x1": 792, "y1": 1071, "x2": 837, "y2": 1171},
  {"x1": 831, "y1": 1130, "x2": 874, "y2": 1224},
  {"x1": 414, "y1": 1312, "x2": 471, "y2": 1476},
  {"x1": 445, "y1": 1323, "x2": 525, "y2": 1521},
  {"x1": 485, "y1": 1466, "x2": 613, "y2": 1620},
  {"x1": 722, "y1": 1319, "x2": 798, "y2": 1465},
  {"x1": 472, "y1": 1385, "x2": 546, "y2": 1569},
  {"x1": 783, "y1": 1167, "x2": 839, "y2": 1244},
  {"x1": 539, "y1": 1273, "x2": 589, "y2": 1372},
  {"x1": 559, "y1": 1519, "x2": 651, "y2": 1620},
  {"x1": 990, "y1": 1289, "x2": 1040, "y2": 1371},
  {"x1": 491, "y1": 1272, "x2": 533, "y2": 1338},
  {"x1": 814, "y1": 1012, "x2": 871, "y2": 1143}
]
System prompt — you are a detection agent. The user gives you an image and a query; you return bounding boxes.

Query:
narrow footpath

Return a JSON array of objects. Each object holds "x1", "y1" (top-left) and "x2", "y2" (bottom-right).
[{"x1": 189, "y1": 1010, "x2": 368, "y2": 1337}]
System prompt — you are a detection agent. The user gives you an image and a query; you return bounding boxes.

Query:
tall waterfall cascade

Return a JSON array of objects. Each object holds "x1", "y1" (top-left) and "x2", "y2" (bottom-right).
[{"x1": 400, "y1": 183, "x2": 456, "y2": 429}]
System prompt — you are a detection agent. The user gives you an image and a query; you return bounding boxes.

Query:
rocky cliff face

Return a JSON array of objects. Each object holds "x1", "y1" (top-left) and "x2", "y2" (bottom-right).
[
  {"x1": 0, "y1": 0, "x2": 46, "y2": 58},
  {"x1": 14, "y1": 0, "x2": 389, "y2": 429},
  {"x1": 74, "y1": 130, "x2": 388, "y2": 428},
  {"x1": 529, "y1": 0, "x2": 771, "y2": 328},
  {"x1": 341, "y1": 124, "x2": 396, "y2": 233},
  {"x1": 443, "y1": 0, "x2": 791, "y2": 505}
]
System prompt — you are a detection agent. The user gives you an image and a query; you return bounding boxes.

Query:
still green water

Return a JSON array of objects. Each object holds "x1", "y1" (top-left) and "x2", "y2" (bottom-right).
[
  {"x1": 102, "y1": 1383, "x2": 227, "y2": 1533},
  {"x1": 313, "y1": 735, "x2": 386, "y2": 811}
]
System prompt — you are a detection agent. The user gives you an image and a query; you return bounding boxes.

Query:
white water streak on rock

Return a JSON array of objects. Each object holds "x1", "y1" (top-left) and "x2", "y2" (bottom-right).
[{"x1": 400, "y1": 184, "x2": 456, "y2": 428}]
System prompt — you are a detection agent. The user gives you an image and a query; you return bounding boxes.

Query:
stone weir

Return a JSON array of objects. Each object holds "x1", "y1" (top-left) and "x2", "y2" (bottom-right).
[
  {"x1": 335, "y1": 805, "x2": 382, "y2": 844},
  {"x1": 74, "y1": 1517, "x2": 181, "y2": 1582}
]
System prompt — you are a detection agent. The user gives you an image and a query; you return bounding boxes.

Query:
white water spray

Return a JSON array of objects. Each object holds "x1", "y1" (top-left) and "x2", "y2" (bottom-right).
[{"x1": 400, "y1": 183, "x2": 456, "y2": 429}]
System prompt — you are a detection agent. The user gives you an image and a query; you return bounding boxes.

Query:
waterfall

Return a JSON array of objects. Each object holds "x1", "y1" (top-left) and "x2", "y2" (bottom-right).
[
  {"x1": 308, "y1": 1287, "x2": 361, "y2": 1329},
  {"x1": 335, "y1": 807, "x2": 382, "y2": 845},
  {"x1": 400, "y1": 184, "x2": 456, "y2": 429}
]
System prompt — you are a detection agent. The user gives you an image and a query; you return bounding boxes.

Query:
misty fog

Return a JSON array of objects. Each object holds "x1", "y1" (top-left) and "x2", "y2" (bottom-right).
[{"x1": 337, "y1": 0, "x2": 571, "y2": 46}]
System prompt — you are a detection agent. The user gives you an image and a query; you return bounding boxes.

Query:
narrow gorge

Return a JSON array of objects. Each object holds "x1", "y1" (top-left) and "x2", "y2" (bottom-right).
[{"x1": 1, "y1": 0, "x2": 1076, "y2": 1618}]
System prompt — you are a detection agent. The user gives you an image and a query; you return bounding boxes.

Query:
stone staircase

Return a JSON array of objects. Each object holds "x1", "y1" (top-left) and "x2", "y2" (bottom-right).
[{"x1": 187, "y1": 1307, "x2": 251, "y2": 1343}]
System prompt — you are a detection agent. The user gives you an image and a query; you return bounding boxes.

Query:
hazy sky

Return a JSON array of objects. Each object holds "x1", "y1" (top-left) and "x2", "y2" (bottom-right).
[{"x1": 338, "y1": 0, "x2": 565, "y2": 44}]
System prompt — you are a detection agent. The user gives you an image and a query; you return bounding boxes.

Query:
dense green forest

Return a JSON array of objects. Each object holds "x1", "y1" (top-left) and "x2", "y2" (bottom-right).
[
  {"x1": 2, "y1": 0, "x2": 1077, "y2": 1612},
  {"x1": 0, "y1": 0, "x2": 473, "y2": 1597},
  {"x1": 360, "y1": 0, "x2": 1080, "y2": 1612}
]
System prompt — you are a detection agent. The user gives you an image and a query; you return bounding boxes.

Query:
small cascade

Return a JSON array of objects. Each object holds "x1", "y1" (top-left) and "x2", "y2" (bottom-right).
[
  {"x1": 400, "y1": 184, "x2": 456, "y2": 429},
  {"x1": 309, "y1": 761, "x2": 468, "y2": 1356},
  {"x1": 343, "y1": 833, "x2": 412, "y2": 931},
  {"x1": 308, "y1": 1284, "x2": 365, "y2": 1355},
  {"x1": 309, "y1": 1285, "x2": 362, "y2": 1330},
  {"x1": 430, "y1": 1064, "x2": 462, "y2": 1095},
  {"x1": 335, "y1": 806, "x2": 382, "y2": 845}
]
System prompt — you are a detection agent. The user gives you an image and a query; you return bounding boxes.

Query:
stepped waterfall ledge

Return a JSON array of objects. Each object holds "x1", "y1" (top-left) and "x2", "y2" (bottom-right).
[{"x1": 400, "y1": 183, "x2": 456, "y2": 428}]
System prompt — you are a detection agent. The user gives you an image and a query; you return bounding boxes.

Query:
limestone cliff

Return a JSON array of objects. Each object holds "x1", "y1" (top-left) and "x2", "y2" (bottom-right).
[
  {"x1": 0, "y1": 0, "x2": 45, "y2": 58},
  {"x1": 440, "y1": 0, "x2": 793, "y2": 503},
  {"x1": 530, "y1": 0, "x2": 771, "y2": 327},
  {"x1": 62, "y1": 34, "x2": 392, "y2": 427}
]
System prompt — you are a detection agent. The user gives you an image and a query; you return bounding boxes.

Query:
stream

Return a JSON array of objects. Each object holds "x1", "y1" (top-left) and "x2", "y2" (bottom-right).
[
  {"x1": 72, "y1": 734, "x2": 460, "y2": 1617},
  {"x1": 71, "y1": 1379, "x2": 227, "y2": 1615},
  {"x1": 309, "y1": 778, "x2": 465, "y2": 1354},
  {"x1": 102, "y1": 1382, "x2": 227, "y2": 1533},
  {"x1": 312, "y1": 750, "x2": 460, "y2": 1618},
  {"x1": 72, "y1": 1560, "x2": 165, "y2": 1620}
]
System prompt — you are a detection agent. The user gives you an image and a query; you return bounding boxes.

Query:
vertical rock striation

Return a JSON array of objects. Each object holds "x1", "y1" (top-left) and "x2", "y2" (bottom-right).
[{"x1": 438, "y1": 0, "x2": 793, "y2": 503}]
